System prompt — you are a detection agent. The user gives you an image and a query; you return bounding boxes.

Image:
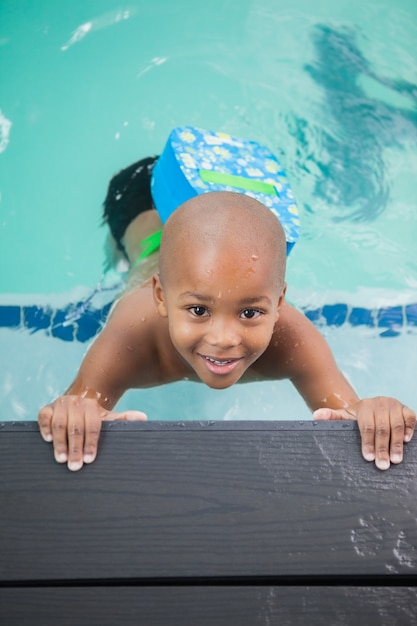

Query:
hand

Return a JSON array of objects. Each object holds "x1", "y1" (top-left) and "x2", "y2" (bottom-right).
[
  {"x1": 38, "y1": 395, "x2": 147, "y2": 471},
  {"x1": 313, "y1": 397, "x2": 416, "y2": 470}
]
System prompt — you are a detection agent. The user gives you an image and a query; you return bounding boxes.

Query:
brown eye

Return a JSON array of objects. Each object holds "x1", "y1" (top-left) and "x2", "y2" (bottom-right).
[
  {"x1": 190, "y1": 306, "x2": 208, "y2": 317},
  {"x1": 241, "y1": 308, "x2": 259, "y2": 319}
]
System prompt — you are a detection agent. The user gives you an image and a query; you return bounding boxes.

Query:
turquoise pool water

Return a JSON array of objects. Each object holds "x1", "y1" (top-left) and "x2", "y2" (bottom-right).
[{"x1": 1, "y1": 0, "x2": 417, "y2": 420}]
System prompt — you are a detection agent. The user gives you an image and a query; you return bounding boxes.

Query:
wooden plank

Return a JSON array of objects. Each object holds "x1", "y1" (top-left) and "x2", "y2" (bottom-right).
[
  {"x1": 1, "y1": 421, "x2": 417, "y2": 583},
  {"x1": 1, "y1": 586, "x2": 417, "y2": 626}
]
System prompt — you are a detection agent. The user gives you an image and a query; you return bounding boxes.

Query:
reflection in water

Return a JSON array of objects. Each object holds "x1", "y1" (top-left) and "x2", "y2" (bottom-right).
[
  {"x1": 61, "y1": 8, "x2": 135, "y2": 51},
  {"x1": 0, "y1": 110, "x2": 12, "y2": 154},
  {"x1": 293, "y1": 24, "x2": 417, "y2": 222}
]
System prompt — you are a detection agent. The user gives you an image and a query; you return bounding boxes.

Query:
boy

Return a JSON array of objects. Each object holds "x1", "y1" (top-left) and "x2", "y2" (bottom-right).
[{"x1": 38, "y1": 190, "x2": 415, "y2": 472}]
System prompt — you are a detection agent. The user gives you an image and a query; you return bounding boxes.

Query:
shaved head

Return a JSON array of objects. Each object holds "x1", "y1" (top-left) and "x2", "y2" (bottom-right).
[{"x1": 159, "y1": 191, "x2": 287, "y2": 288}]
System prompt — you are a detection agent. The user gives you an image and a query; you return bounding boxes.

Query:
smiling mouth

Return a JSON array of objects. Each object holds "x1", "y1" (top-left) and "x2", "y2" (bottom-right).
[
  {"x1": 200, "y1": 354, "x2": 243, "y2": 376},
  {"x1": 205, "y1": 356, "x2": 237, "y2": 366}
]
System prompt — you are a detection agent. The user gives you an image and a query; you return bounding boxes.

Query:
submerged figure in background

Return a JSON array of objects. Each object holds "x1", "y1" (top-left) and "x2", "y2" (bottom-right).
[
  {"x1": 102, "y1": 155, "x2": 162, "y2": 291},
  {"x1": 38, "y1": 169, "x2": 416, "y2": 472},
  {"x1": 295, "y1": 24, "x2": 417, "y2": 221}
]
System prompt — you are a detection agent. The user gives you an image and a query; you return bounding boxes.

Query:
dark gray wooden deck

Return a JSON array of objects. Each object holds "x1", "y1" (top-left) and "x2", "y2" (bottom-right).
[{"x1": 1, "y1": 420, "x2": 416, "y2": 625}]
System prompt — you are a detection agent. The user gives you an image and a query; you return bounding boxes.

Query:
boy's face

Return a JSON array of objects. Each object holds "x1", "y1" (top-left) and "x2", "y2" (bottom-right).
[{"x1": 154, "y1": 239, "x2": 285, "y2": 389}]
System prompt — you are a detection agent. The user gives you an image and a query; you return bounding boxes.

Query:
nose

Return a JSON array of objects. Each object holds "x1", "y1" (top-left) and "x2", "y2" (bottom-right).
[{"x1": 205, "y1": 316, "x2": 242, "y2": 349}]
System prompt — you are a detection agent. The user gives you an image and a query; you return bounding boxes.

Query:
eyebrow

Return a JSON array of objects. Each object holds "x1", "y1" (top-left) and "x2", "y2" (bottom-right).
[
  {"x1": 238, "y1": 296, "x2": 273, "y2": 307},
  {"x1": 178, "y1": 292, "x2": 214, "y2": 303},
  {"x1": 178, "y1": 292, "x2": 272, "y2": 306}
]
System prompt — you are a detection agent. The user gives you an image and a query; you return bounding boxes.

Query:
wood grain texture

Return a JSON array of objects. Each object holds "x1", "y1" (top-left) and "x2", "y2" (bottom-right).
[
  {"x1": 1, "y1": 421, "x2": 417, "y2": 586},
  {"x1": 1, "y1": 586, "x2": 417, "y2": 626}
]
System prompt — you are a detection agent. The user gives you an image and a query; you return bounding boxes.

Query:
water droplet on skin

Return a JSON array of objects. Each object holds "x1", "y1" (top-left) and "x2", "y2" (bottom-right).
[
  {"x1": 140, "y1": 317, "x2": 146, "y2": 322},
  {"x1": 126, "y1": 345, "x2": 134, "y2": 352},
  {"x1": 79, "y1": 387, "x2": 103, "y2": 402},
  {"x1": 251, "y1": 255, "x2": 259, "y2": 261}
]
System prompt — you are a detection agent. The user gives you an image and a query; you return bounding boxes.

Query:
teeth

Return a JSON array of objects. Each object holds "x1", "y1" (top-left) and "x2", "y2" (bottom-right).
[{"x1": 206, "y1": 357, "x2": 232, "y2": 366}]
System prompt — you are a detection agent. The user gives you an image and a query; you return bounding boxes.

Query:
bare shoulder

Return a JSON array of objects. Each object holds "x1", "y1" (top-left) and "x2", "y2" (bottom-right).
[
  {"x1": 107, "y1": 281, "x2": 158, "y2": 329},
  {"x1": 253, "y1": 300, "x2": 333, "y2": 379},
  {"x1": 99, "y1": 282, "x2": 188, "y2": 386},
  {"x1": 103, "y1": 282, "x2": 166, "y2": 363},
  {"x1": 78, "y1": 283, "x2": 168, "y2": 391},
  {"x1": 274, "y1": 300, "x2": 319, "y2": 342},
  {"x1": 271, "y1": 300, "x2": 321, "y2": 350}
]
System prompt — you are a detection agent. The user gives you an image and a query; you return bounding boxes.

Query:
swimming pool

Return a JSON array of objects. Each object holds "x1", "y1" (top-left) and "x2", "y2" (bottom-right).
[{"x1": 1, "y1": 0, "x2": 417, "y2": 420}]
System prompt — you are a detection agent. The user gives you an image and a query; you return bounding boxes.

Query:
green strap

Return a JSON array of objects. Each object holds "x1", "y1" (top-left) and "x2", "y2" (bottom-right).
[
  {"x1": 133, "y1": 229, "x2": 163, "y2": 267},
  {"x1": 199, "y1": 169, "x2": 279, "y2": 196}
]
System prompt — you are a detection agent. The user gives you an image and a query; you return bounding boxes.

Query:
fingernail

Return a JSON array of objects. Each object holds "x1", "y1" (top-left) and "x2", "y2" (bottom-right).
[
  {"x1": 377, "y1": 460, "x2": 390, "y2": 470},
  {"x1": 43, "y1": 433, "x2": 53, "y2": 442},
  {"x1": 364, "y1": 452, "x2": 375, "y2": 462},
  {"x1": 391, "y1": 453, "x2": 402, "y2": 464},
  {"x1": 83, "y1": 454, "x2": 95, "y2": 464},
  {"x1": 56, "y1": 452, "x2": 67, "y2": 463},
  {"x1": 404, "y1": 433, "x2": 412, "y2": 442},
  {"x1": 68, "y1": 460, "x2": 82, "y2": 471}
]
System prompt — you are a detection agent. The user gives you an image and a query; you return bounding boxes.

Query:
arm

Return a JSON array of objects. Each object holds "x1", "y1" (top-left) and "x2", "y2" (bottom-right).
[
  {"x1": 274, "y1": 303, "x2": 359, "y2": 410},
  {"x1": 276, "y1": 303, "x2": 416, "y2": 470},
  {"x1": 38, "y1": 288, "x2": 158, "y2": 471}
]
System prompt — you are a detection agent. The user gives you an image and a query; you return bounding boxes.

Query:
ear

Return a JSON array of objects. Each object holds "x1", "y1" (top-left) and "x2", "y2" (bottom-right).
[
  {"x1": 152, "y1": 273, "x2": 168, "y2": 317},
  {"x1": 275, "y1": 282, "x2": 287, "y2": 321},
  {"x1": 278, "y1": 282, "x2": 287, "y2": 309}
]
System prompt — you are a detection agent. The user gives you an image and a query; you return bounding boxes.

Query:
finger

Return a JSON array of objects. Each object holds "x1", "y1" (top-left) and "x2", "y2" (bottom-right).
[
  {"x1": 37, "y1": 404, "x2": 54, "y2": 442},
  {"x1": 388, "y1": 402, "x2": 406, "y2": 465},
  {"x1": 51, "y1": 398, "x2": 70, "y2": 465},
  {"x1": 403, "y1": 406, "x2": 416, "y2": 443},
  {"x1": 103, "y1": 410, "x2": 148, "y2": 422},
  {"x1": 313, "y1": 408, "x2": 355, "y2": 421},
  {"x1": 356, "y1": 401, "x2": 376, "y2": 464},
  {"x1": 67, "y1": 398, "x2": 86, "y2": 472},
  {"x1": 82, "y1": 406, "x2": 103, "y2": 466},
  {"x1": 373, "y1": 399, "x2": 391, "y2": 471}
]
